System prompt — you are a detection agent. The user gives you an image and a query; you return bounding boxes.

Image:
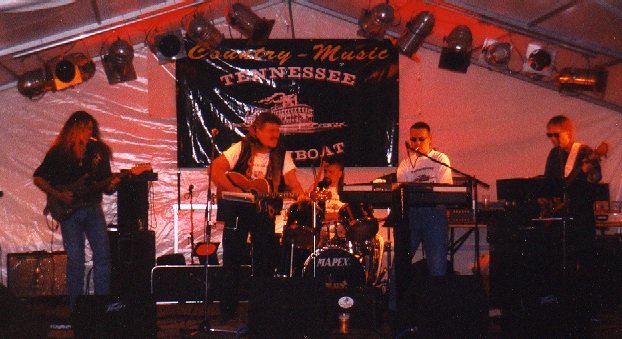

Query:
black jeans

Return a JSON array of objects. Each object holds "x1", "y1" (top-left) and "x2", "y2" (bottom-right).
[{"x1": 219, "y1": 200, "x2": 277, "y2": 316}]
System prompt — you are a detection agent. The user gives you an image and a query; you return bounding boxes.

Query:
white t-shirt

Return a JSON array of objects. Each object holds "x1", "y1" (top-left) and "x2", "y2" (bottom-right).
[
  {"x1": 396, "y1": 149, "x2": 453, "y2": 184},
  {"x1": 222, "y1": 141, "x2": 297, "y2": 179},
  {"x1": 324, "y1": 186, "x2": 344, "y2": 214}
]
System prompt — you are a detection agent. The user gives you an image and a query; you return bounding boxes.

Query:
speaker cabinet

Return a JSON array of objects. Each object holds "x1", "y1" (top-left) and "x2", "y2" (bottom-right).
[
  {"x1": 109, "y1": 231, "x2": 155, "y2": 296},
  {"x1": 409, "y1": 274, "x2": 489, "y2": 338},
  {"x1": 248, "y1": 277, "x2": 330, "y2": 338},
  {"x1": 73, "y1": 294, "x2": 156, "y2": 338},
  {"x1": 117, "y1": 180, "x2": 149, "y2": 234},
  {"x1": 0, "y1": 284, "x2": 47, "y2": 338},
  {"x1": 324, "y1": 287, "x2": 384, "y2": 331},
  {"x1": 7, "y1": 251, "x2": 67, "y2": 297},
  {"x1": 151, "y1": 265, "x2": 251, "y2": 303}
]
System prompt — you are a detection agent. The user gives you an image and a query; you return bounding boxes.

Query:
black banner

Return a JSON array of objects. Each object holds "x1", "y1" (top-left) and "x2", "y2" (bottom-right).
[{"x1": 177, "y1": 39, "x2": 399, "y2": 168}]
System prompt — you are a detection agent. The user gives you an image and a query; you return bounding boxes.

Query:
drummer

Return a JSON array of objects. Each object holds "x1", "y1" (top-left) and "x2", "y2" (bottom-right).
[{"x1": 317, "y1": 157, "x2": 347, "y2": 241}]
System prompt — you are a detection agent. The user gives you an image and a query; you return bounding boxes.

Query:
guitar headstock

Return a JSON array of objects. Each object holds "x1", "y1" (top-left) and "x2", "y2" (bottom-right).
[
  {"x1": 594, "y1": 142, "x2": 609, "y2": 159},
  {"x1": 130, "y1": 163, "x2": 153, "y2": 175}
]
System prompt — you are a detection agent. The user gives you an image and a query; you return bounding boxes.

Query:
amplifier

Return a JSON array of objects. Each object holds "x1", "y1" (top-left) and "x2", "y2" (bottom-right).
[
  {"x1": 7, "y1": 251, "x2": 67, "y2": 297},
  {"x1": 151, "y1": 265, "x2": 251, "y2": 303},
  {"x1": 448, "y1": 209, "x2": 475, "y2": 224}
]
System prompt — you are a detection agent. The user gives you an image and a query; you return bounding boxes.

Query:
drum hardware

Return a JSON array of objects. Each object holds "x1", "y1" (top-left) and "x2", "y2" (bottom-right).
[{"x1": 338, "y1": 203, "x2": 379, "y2": 243}]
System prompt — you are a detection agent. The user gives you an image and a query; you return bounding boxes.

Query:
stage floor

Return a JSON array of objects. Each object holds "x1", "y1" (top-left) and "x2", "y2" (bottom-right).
[{"x1": 5, "y1": 292, "x2": 622, "y2": 338}]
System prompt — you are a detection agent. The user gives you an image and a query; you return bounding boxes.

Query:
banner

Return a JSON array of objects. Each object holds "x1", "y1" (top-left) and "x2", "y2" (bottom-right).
[{"x1": 177, "y1": 39, "x2": 399, "y2": 168}]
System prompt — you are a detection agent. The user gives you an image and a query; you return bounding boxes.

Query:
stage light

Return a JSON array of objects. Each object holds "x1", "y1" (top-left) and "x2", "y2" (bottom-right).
[
  {"x1": 480, "y1": 38, "x2": 511, "y2": 69},
  {"x1": 17, "y1": 68, "x2": 52, "y2": 99},
  {"x1": 226, "y1": 3, "x2": 274, "y2": 46},
  {"x1": 357, "y1": 2, "x2": 395, "y2": 40},
  {"x1": 395, "y1": 11, "x2": 435, "y2": 58},
  {"x1": 558, "y1": 67, "x2": 608, "y2": 93},
  {"x1": 438, "y1": 25, "x2": 473, "y2": 73},
  {"x1": 186, "y1": 16, "x2": 223, "y2": 51},
  {"x1": 102, "y1": 38, "x2": 136, "y2": 84},
  {"x1": 149, "y1": 28, "x2": 186, "y2": 63},
  {"x1": 522, "y1": 43, "x2": 556, "y2": 76},
  {"x1": 46, "y1": 53, "x2": 95, "y2": 91}
]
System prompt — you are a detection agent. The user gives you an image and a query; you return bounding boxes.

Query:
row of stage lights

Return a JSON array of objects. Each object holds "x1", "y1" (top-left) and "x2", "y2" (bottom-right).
[
  {"x1": 359, "y1": 1, "x2": 608, "y2": 94},
  {"x1": 17, "y1": 3, "x2": 272, "y2": 99},
  {"x1": 18, "y1": 2, "x2": 607, "y2": 99}
]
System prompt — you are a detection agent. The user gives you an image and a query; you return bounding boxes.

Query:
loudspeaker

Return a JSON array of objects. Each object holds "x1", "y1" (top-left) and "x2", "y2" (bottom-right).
[
  {"x1": 248, "y1": 277, "x2": 330, "y2": 338},
  {"x1": 109, "y1": 231, "x2": 155, "y2": 296},
  {"x1": 73, "y1": 294, "x2": 156, "y2": 338},
  {"x1": 324, "y1": 287, "x2": 384, "y2": 331},
  {"x1": 151, "y1": 264, "x2": 252, "y2": 303},
  {"x1": 7, "y1": 251, "x2": 67, "y2": 297},
  {"x1": 0, "y1": 284, "x2": 47, "y2": 338},
  {"x1": 411, "y1": 274, "x2": 489, "y2": 338},
  {"x1": 500, "y1": 224, "x2": 566, "y2": 337},
  {"x1": 117, "y1": 180, "x2": 149, "y2": 234}
]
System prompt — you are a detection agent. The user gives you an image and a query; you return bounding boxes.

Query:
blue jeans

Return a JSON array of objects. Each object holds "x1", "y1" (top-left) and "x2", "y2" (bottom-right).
[
  {"x1": 409, "y1": 206, "x2": 448, "y2": 276},
  {"x1": 60, "y1": 204, "x2": 111, "y2": 309}
]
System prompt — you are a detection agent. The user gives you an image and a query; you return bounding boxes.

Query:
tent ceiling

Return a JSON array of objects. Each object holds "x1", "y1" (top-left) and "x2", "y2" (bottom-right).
[{"x1": 1, "y1": 0, "x2": 621, "y2": 110}]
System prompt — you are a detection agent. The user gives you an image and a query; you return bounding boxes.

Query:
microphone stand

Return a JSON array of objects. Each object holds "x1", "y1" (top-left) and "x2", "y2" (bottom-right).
[
  {"x1": 409, "y1": 148, "x2": 490, "y2": 272},
  {"x1": 193, "y1": 130, "x2": 236, "y2": 336}
]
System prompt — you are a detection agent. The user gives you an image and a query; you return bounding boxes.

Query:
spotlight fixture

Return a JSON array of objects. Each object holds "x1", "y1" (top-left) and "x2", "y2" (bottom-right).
[
  {"x1": 395, "y1": 11, "x2": 435, "y2": 58},
  {"x1": 149, "y1": 28, "x2": 186, "y2": 63},
  {"x1": 480, "y1": 38, "x2": 511, "y2": 69},
  {"x1": 102, "y1": 38, "x2": 136, "y2": 84},
  {"x1": 226, "y1": 3, "x2": 274, "y2": 46},
  {"x1": 357, "y1": 2, "x2": 395, "y2": 40},
  {"x1": 557, "y1": 67, "x2": 608, "y2": 93},
  {"x1": 47, "y1": 53, "x2": 96, "y2": 91},
  {"x1": 186, "y1": 16, "x2": 223, "y2": 51},
  {"x1": 522, "y1": 43, "x2": 556, "y2": 76},
  {"x1": 438, "y1": 25, "x2": 473, "y2": 73},
  {"x1": 17, "y1": 68, "x2": 52, "y2": 99}
]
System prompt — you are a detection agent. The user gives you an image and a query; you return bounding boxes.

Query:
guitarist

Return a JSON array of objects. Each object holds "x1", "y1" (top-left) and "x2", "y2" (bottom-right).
[
  {"x1": 33, "y1": 111, "x2": 117, "y2": 313},
  {"x1": 210, "y1": 112, "x2": 305, "y2": 323},
  {"x1": 543, "y1": 115, "x2": 602, "y2": 336}
]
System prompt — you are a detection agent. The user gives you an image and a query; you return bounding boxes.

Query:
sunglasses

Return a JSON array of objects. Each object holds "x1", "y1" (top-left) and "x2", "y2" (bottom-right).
[
  {"x1": 546, "y1": 133, "x2": 561, "y2": 138},
  {"x1": 410, "y1": 137, "x2": 428, "y2": 142}
]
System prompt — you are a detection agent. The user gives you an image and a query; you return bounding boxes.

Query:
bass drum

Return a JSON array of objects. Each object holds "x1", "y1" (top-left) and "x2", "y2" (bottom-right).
[
  {"x1": 303, "y1": 247, "x2": 365, "y2": 289},
  {"x1": 339, "y1": 202, "x2": 379, "y2": 243}
]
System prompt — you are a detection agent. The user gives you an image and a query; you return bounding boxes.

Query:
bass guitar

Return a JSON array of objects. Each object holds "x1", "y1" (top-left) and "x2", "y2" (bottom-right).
[{"x1": 45, "y1": 163, "x2": 152, "y2": 222}]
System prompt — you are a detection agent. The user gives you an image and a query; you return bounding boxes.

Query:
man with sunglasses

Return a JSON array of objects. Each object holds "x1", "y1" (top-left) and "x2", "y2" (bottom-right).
[
  {"x1": 544, "y1": 115, "x2": 602, "y2": 336},
  {"x1": 391, "y1": 121, "x2": 453, "y2": 334},
  {"x1": 396, "y1": 121, "x2": 453, "y2": 277}
]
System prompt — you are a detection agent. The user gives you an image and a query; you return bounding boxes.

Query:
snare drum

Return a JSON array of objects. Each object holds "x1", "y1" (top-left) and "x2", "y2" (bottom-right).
[
  {"x1": 303, "y1": 247, "x2": 365, "y2": 288},
  {"x1": 339, "y1": 202, "x2": 379, "y2": 243}
]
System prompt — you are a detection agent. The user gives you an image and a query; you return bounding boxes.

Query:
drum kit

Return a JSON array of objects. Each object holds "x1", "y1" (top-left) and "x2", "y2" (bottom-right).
[{"x1": 278, "y1": 200, "x2": 384, "y2": 289}]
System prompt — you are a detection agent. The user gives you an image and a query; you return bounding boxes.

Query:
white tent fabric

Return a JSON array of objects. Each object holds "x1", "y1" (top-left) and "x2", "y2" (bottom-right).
[{"x1": 0, "y1": 4, "x2": 620, "y2": 284}]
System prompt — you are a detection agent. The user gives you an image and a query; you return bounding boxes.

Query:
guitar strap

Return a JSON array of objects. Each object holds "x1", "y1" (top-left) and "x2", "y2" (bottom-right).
[{"x1": 564, "y1": 142, "x2": 582, "y2": 178}]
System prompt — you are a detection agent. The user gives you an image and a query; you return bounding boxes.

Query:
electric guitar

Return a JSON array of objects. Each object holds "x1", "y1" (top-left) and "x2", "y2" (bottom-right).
[
  {"x1": 45, "y1": 163, "x2": 152, "y2": 222},
  {"x1": 565, "y1": 141, "x2": 608, "y2": 186},
  {"x1": 222, "y1": 171, "x2": 331, "y2": 217},
  {"x1": 538, "y1": 142, "x2": 608, "y2": 218}
]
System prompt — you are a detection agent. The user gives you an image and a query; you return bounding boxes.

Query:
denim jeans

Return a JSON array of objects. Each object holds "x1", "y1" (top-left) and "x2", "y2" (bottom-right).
[
  {"x1": 60, "y1": 204, "x2": 111, "y2": 309},
  {"x1": 409, "y1": 205, "x2": 448, "y2": 276}
]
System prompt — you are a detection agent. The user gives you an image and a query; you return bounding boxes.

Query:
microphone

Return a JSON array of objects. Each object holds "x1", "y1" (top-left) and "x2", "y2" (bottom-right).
[
  {"x1": 405, "y1": 141, "x2": 415, "y2": 152},
  {"x1": 317, "y1": 177, "x2": 332, "y2": 189},
  {"x1": 211, "y1": 128, "x2": 219, "y2": 137},
  {"x1": 189, "y1": 185, "x2": 194, "y2": 194},
  {"x1": 88, "y1": 137, "x2": 98, "y2": 143}
]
